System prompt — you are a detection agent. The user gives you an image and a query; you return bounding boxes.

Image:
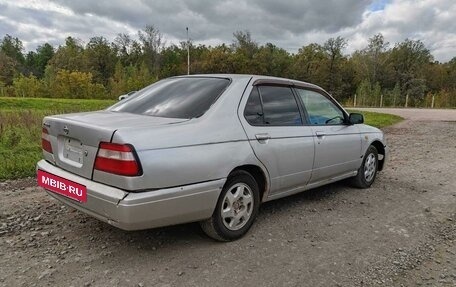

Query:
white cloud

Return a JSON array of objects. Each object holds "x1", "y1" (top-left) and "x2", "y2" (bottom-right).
[{"x1": 0, "y1": 0, "x2": 454, "y2": 62}]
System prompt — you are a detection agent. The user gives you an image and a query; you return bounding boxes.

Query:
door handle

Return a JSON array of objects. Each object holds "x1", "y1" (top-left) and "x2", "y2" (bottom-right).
[
  {"x1": 315, "y1": 131, "x2": 326, "y2": 137},
  {"x1": 255, "y1": 133, "x2": 271, "y2": 141}
]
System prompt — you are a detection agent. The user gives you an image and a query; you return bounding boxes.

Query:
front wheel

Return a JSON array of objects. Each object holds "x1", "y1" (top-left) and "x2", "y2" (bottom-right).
[
  {"x1": 351, "y1": 145, "x2": 379, "y2": 188},
  {"x1": 200, "y1": 170, "x2": 260, "y2": 241}
]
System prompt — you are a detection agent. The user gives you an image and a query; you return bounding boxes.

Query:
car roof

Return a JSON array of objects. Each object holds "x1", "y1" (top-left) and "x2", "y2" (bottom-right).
[
  {"x1": 173, "y1": 74, "x2": 323, "y2": 91},
  {"x1": 249, "y1": 76, "x2": 322, "y2": 90}
]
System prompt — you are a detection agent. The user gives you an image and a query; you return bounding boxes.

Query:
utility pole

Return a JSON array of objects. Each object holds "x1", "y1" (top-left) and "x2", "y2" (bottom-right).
[
  {"x1": 186, "y1": 27, "x2": 190, "y2": 75},
  {"x1": 353, "y1": 94, "x2": 357, "y2": 107},
  {"x1": 380, "y1": 94, "x2": 383, "y2": 108},
  {"x1": 405, "y1": 93, "x2": 409, "y2": 108}
]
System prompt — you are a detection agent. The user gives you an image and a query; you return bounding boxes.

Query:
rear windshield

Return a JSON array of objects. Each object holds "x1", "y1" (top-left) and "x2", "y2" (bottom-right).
[{"x1": 108, "y1": 77, "x2": 231, "y2": 119}]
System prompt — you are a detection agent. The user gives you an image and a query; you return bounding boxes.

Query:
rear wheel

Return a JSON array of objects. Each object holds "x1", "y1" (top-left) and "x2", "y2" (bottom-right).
[
  {"x1": 200, "y1": 170, "x2": 260, "y2": 241},
  {"x1": 351, "y1": 145, "x2": 378, "y2": 188}
]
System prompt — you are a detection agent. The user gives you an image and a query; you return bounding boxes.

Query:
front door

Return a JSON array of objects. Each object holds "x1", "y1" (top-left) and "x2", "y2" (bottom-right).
[{"x1": 295, "y1": 88, "x2": 362, "y2": 183}]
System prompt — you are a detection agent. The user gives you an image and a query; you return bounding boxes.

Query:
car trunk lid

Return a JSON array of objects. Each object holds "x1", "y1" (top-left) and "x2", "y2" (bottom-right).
[{"x1": 43, "y1": 111, "x2": 187, "y2": 179}]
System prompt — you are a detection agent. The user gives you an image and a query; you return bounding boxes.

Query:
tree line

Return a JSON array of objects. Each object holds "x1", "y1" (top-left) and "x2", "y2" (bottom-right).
[{"x1": 1, "y1": 25, "x2": 455, "y2": 107}]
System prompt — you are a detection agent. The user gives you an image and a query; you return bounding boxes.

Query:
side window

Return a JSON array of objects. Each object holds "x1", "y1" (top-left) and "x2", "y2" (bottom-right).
[
  {"x1": 258, "y1": 86, "x2": 302, "y2": 126},
  {"x1": 297, "y1": 89, "x2": 345, "y2": 125},
  {"x1": 244, "y1": 87, "x2": 264, "y2": 125}
]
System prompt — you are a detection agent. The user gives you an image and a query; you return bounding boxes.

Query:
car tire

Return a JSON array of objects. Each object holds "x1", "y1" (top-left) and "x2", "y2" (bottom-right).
[
  {"x1": 351, "y1": 145, "x2": 379, "y2": 188},
  {"x1": 200, "y1": 170, "x2": 260, "y2": 241}
]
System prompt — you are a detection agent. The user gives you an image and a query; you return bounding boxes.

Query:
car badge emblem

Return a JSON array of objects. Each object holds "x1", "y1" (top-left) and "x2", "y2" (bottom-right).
[{"x1": 63, "y1": 126, "x2": 69, "y2": 134}]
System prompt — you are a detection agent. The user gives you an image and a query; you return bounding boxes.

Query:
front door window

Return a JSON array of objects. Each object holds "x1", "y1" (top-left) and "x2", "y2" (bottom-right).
[{"x1": 296, "y1": 89, "x2": 345, "y2": 125}]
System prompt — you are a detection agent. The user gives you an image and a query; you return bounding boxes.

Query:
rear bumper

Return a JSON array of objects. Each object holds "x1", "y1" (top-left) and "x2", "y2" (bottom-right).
[{"x1": 37, "y1": 160, "x2": 224, "y2": 230}]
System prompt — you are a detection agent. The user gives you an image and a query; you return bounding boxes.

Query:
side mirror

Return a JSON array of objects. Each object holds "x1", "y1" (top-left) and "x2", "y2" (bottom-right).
[{"x1": 348, "y1": 113, "x2": 364, "y2": 125}]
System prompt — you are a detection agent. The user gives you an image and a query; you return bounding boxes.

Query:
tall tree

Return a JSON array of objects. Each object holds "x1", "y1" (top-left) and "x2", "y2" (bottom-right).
[
  {"x1": 255, "y1": 43, "x2": 291, "y2": 77},
  {"x1": 113, "y1": 33, "x2": 142, "y2": 67},
  {"x1": 200, "y1": 44, "x2": 235, "y2": 74},
  {"x1": 365, "y1": 33, "x2": 389, "y2": 85},
  {"x1": 84, "y1": 36, "x2": 117, "y2": 85},
  {"x1": 48, "y1": 37, "x2": 86, "y2": 72},
  {"x1": 446, "y1": 57, "x2": 456, "y2": 90},
  {"x1": 159, "y1": 44, "x2": 186, "y2": 78},
  {"x1": 389, "y1": 39, "x2": 433, "y2": 104},
  {"x1": 232, "y1": 30, "x2": 258, "y2": 58},
  {"x1": 323, "y1": 36, "x2": 347, "y2": 98},
  {"x1": 35, "y1": 43, "x2": 55, "y2": 77},
  {"x1": 291, "y1": 43, "x2": 326, "y2": 85},
  {"x1": 24, "y1": 43, "x2": 54, "y2": 77},
  {"x1": 231, "y1": 30, "x2": 259, "y2": 73},
  {"x1": 0, "y1": 34, "x2": 25, "y2": 65},
  {"x1": 0, "y1": 52, "x2": 17, "y2": 85},
  {"x1": 138, "y1": 25, "x2": 164, "y2": 75}
]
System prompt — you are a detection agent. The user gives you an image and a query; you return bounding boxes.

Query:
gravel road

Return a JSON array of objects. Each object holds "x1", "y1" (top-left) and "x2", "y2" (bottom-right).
[
  {"x1": 356, "y1": 107, "x2": 456, "y2": 121},
  {"x1": 1, "y1": 109, "x2": 455, "y2": 287}
]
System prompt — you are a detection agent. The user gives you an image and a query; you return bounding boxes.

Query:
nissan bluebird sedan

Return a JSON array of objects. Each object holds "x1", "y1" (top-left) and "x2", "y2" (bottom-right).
[{"x1": 37, "y1": 75, "x2": 388, "y2": 241}]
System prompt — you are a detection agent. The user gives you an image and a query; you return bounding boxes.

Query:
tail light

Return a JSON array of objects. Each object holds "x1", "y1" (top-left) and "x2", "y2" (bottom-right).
[
  {"x1": 41, "y1": 128, "x2": 53, "y2": 153},
  {"x1": 94, "y1": 142, "x2": 142, "y2": 176}
]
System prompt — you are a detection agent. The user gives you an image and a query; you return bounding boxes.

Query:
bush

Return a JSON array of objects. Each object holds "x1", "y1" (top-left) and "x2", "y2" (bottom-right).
[
  {"x1": 13, "y1": 74, "x2": 47, "y2": 98},
  {"x1": 51, "y1": 69, "x2": 107, "y2": 99}
]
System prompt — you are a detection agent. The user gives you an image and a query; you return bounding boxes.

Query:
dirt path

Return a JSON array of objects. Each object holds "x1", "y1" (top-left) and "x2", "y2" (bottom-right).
[{"x1": 1, "y1": 109, "x2": 455, "y2": 287}]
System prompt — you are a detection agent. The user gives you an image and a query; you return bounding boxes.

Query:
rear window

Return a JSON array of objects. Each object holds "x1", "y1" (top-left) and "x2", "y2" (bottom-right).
[{"x1": 108, "y1": 77, "x2": 231, "y2": 119}]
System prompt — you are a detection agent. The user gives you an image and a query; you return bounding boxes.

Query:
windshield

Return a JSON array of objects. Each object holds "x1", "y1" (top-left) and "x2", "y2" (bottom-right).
[{"x1": 108, "y1": 77, "x2": 231, "y2": 119}]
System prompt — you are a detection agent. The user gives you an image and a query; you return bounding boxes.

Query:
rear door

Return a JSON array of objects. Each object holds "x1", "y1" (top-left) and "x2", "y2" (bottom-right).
[
  {"x1": 295, "y1": 88, "x2": 362, "y2": 183},
  {"x1": 240, "y1": 85, "x2": 315, "y2": 196}
]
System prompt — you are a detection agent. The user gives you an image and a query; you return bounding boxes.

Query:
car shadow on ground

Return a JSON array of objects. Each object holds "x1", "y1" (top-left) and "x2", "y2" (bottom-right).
[{"x1": 74, "y1": 179, "x2": 361, "y2": 252}]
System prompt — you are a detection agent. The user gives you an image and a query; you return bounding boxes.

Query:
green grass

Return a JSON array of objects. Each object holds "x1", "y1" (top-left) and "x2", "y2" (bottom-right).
[
  {"x1": 348, "y1": 110, "x2": 404, "y2": 128},
  {"x1": 0, "y1": 98, "x2": 404, "y2": 181},
  {"x1": 0, "y1": 97, "x2": 115, "y2": 181},
  {"x1": 0, "y1": 97, "x2": 115, "y2": 112}
]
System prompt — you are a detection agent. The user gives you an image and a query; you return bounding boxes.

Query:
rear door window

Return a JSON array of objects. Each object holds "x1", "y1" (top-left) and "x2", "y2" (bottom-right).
[
  {"x1": 244, "y1": 87, "x2": 264, "y2": 125},
  {"x1": 258, "y1": 86, "x2": 302, "y2": 126}
]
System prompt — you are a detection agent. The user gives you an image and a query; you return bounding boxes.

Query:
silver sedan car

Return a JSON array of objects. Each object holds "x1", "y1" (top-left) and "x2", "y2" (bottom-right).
[{"x1": 37, "y1": 74, "x2": 388, "y2": 241}]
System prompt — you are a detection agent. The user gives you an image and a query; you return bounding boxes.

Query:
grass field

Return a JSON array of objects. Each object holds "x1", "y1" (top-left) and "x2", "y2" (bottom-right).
[
  {"x1": 0, "y1": 97, "x2": 116, "y2": 111},
  {"x1": 348, "y1": 109, "x2": 404, "y2": 128},
  {"x1": 0, "y1": 97, "x2": 403, "y2": 181},
  {"x1": 0, "y1": 97, "x2": 115, "y2": 181}
]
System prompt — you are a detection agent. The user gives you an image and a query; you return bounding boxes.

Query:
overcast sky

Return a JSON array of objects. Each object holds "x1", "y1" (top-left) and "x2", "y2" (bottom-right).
[{"x1": 0, "y1": 0, "x2": 455, "y2": 62}]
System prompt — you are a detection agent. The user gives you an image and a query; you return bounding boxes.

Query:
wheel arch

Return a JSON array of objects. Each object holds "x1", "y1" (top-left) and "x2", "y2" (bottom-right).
[
  {"x1": 229, "y1": 164, "x2": 269, "y2": 202},
  {"x1": 370, "y1": 140, "x2": 385, "y2": 171}
]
